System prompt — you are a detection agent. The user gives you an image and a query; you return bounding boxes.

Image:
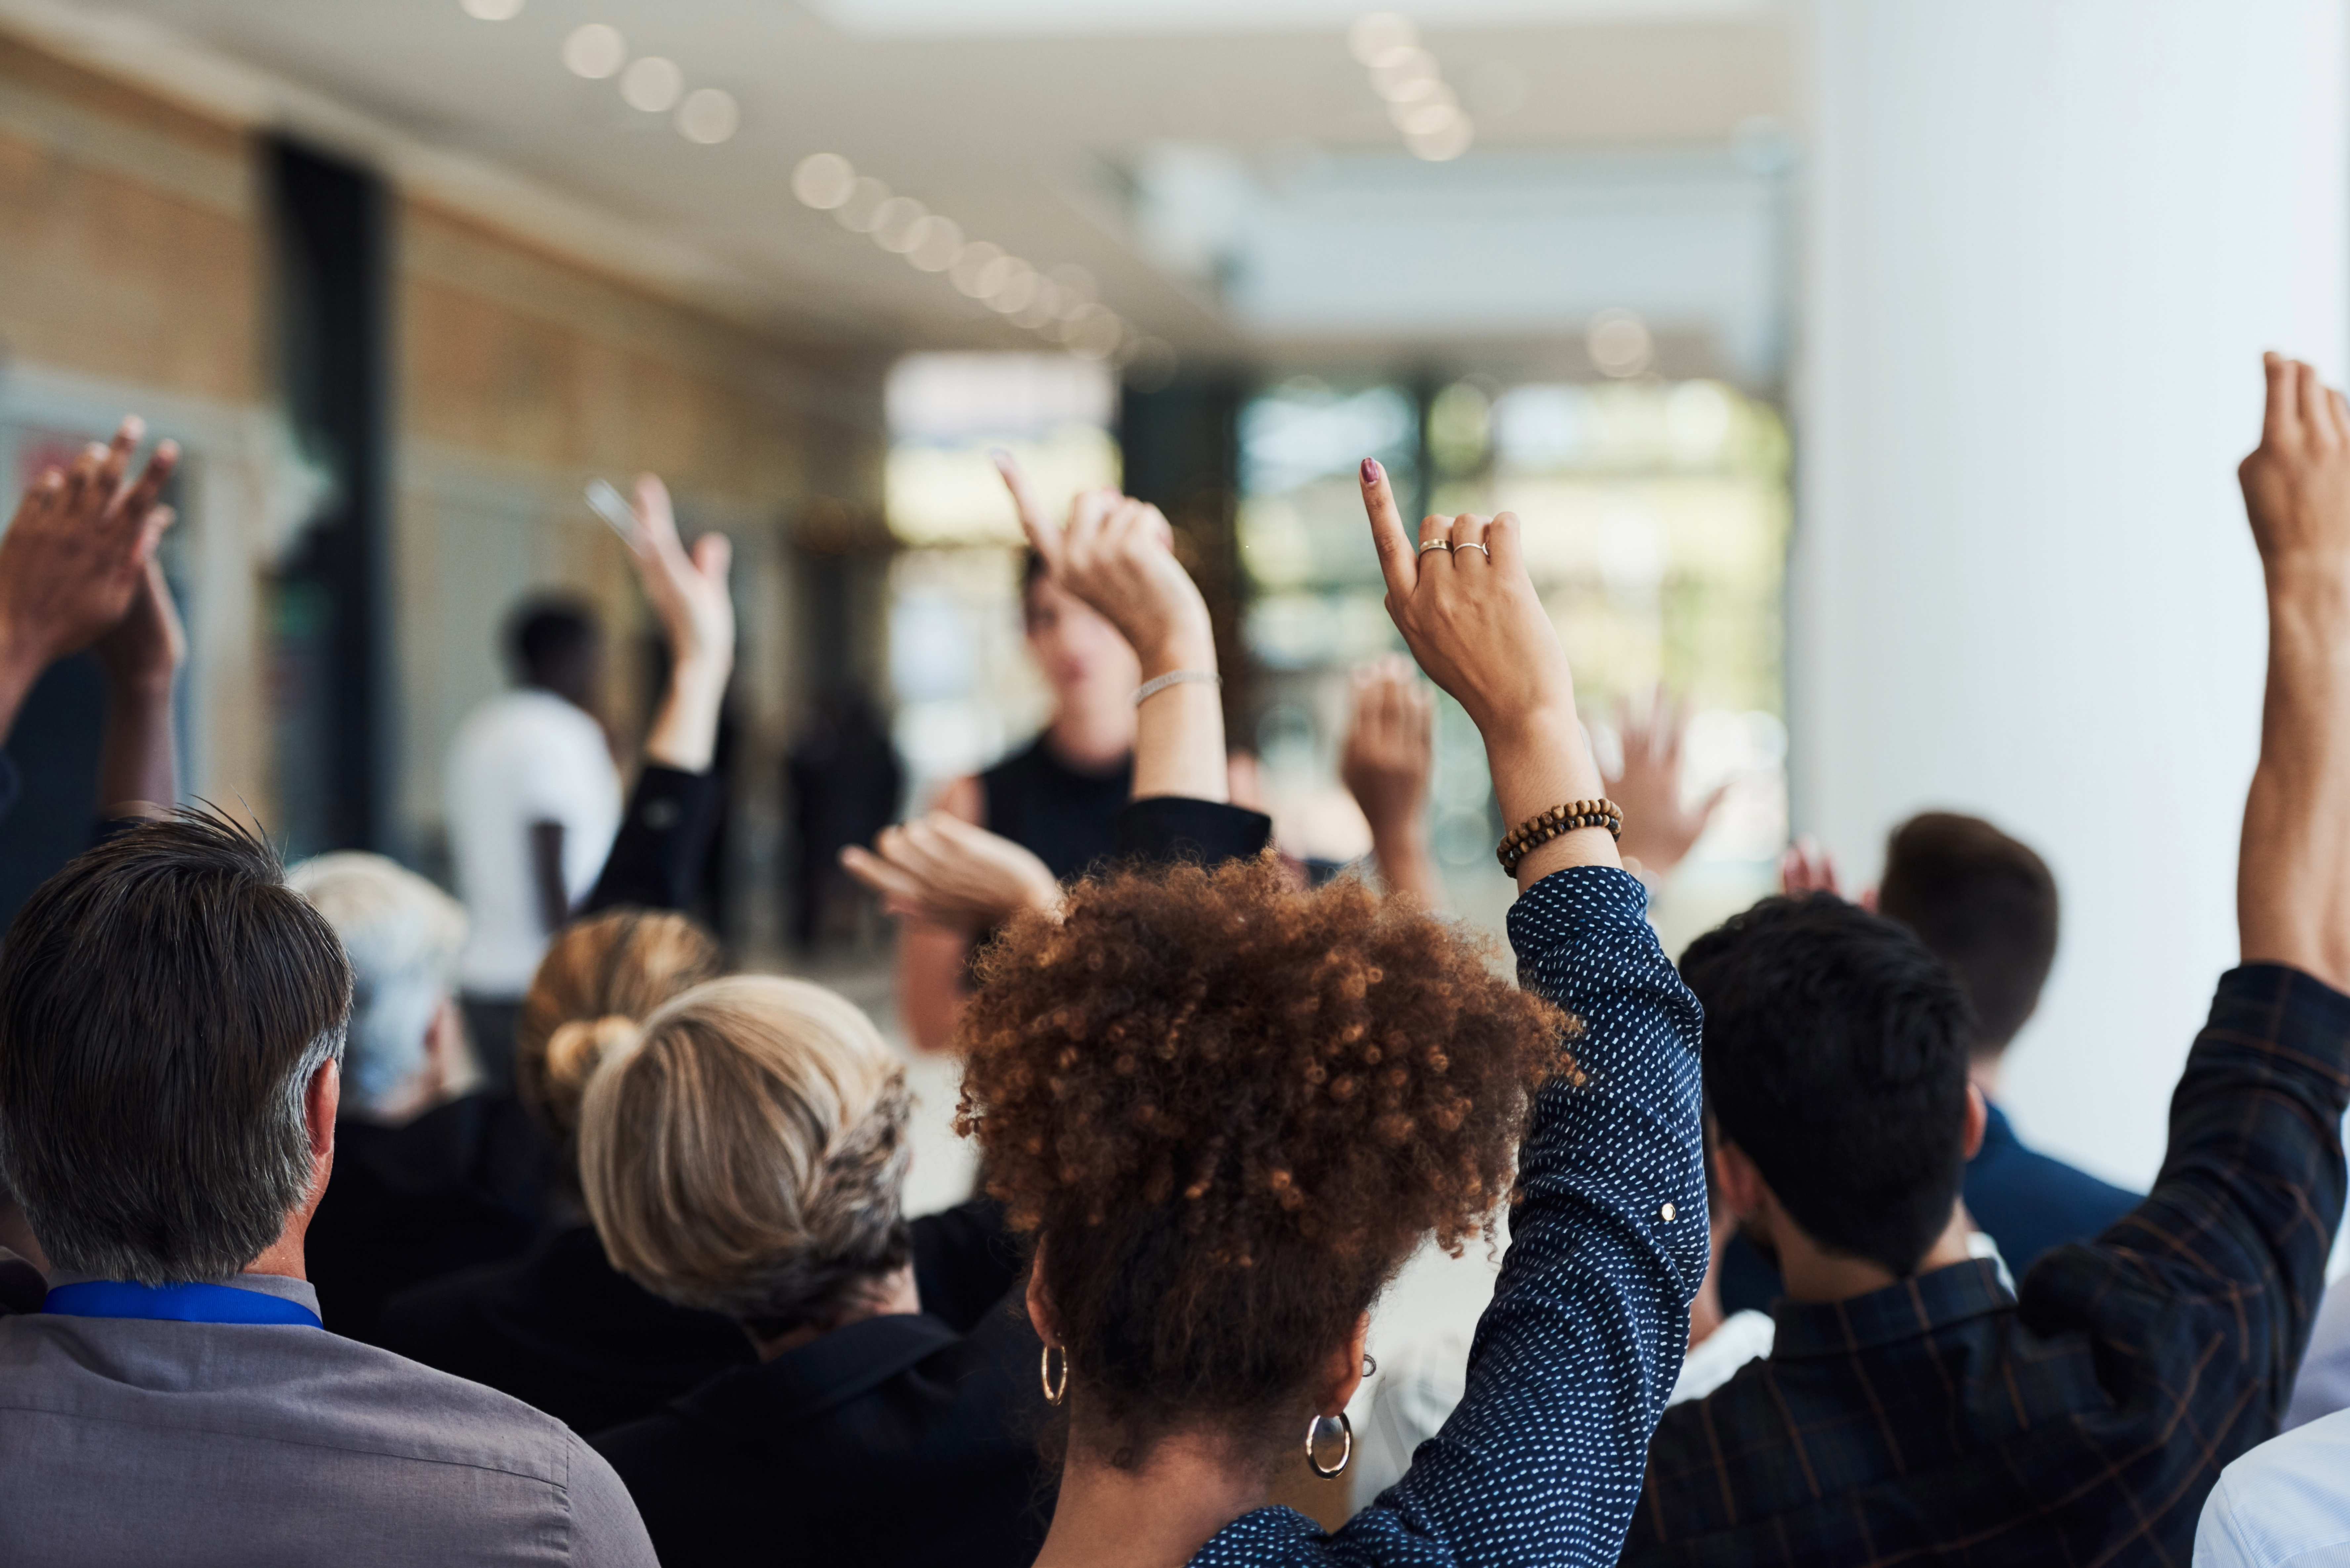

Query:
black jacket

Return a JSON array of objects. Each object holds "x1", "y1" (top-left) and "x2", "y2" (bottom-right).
[{"x1": 592, "y1": 1199, "x2": 1046, "y2": 1568}]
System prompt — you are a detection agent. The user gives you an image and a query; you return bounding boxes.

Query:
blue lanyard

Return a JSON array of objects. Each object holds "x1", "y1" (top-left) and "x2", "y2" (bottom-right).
[{"x1": 43, "y1": 1280, "x2": 322, "y2": 1328}]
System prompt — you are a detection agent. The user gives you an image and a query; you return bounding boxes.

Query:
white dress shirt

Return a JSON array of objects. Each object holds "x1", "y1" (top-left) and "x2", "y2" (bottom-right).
[{"x1": 2197, "y1": 1407, "x2": 2350, "y2": 1566}]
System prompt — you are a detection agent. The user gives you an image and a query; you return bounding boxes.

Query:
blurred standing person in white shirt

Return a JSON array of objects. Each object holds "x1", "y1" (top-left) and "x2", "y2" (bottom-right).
[{"x1": 445, "y1": 596, "x2": 621, "y2": 1089}]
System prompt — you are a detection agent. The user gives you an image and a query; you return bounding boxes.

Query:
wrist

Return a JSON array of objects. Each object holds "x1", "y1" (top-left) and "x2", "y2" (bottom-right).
[
  {"x1": 103, "y1": 667, "x2": 177, "y2": 707},
  {"x1": 1137, "y1": 633, "x2": 1217, "y2": 682}
]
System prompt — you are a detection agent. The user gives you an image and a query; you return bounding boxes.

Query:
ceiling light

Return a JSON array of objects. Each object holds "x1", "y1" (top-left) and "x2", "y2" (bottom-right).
[
  {"x1": 1014, "y1": 281, "x2": 1061, "y2": 330},
  {"x1": 1348, "y1": 12, "x2": 1416, "y2": 66},
  {"x1": 908, "y1": 217, "x2": 964, "y2": 272},
  {"x1": 871, "y1": 196, "x2": 928, "y2": 252},
  {"x1": 987, "y1": 262, "x2": 1040, "y2": 315},
  {"x1": 460, "y1": 0, "x2": 525, "y2": 19},
  {"x1": 562, "y1": 23, "x2": 625, "y2": 79},
  {"x1": 834, "y1": 176, "x2": 892, "y2": 232},
  {"x1": 675, "y1": 87, "x2": 738, "y2": 145},
  {"x1": 1587, "y1": 309, "x2": 1654, "y2": 378},
  {"x1": 620, "y1": 56, "x2": 683, "y2": 112},
  {"x1": 792, "y1": 153, "x2": 857, "y2": 209},
  {"x1": 1394, "y1": 99, "x2": 1462, "y2": 137},
  {"x1": 1370, "y1": 48, "x2": 1437, "y2": 99},
  {"x1": 1407, "y1": 118, "x2": 1474, "y2": 161},
  {"x1": 1066, "y1": 308, "x2": 1125, "y2": 361},
  {"x1": 950, "y1": 242, "x2": 1004, "y2": 296}
]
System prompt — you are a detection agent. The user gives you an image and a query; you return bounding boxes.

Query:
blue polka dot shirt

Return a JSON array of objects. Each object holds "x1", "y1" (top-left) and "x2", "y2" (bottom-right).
[{"x1": 1190, "y1": 865, "x2": 1710, "y2": 1567}]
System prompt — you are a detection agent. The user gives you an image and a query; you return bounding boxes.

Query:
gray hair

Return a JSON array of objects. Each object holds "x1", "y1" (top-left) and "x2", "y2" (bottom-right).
[
  {"x1": 0, "y1": 811, "x2": 352, "y2": 1285},
  {"x1": 288, "y1": 853, "x2": 467, "y2": 1115}
]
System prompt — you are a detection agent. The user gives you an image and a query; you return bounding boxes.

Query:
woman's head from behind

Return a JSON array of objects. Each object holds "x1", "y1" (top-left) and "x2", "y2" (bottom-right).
[
  {"x1": 519, "y1": 909, "x2": 722, "y2": 1185},
  {"x1": 959, "y1": 855, "x2": 1571, "y2": 1471},
  {"x1": 575, "y1": 975, "x2": 914, "y2": 1338}
]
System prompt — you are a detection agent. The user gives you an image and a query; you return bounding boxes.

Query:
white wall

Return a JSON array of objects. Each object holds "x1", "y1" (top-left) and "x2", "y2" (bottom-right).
[{"x1": 1795, "y1": 0, "x2": 2349, "y2": 1187}]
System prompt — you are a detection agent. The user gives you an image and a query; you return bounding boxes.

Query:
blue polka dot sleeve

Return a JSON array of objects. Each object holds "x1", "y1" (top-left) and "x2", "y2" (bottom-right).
[{"x1": 1191, "y1": 865, "x2": 1709, "y2": 1567}]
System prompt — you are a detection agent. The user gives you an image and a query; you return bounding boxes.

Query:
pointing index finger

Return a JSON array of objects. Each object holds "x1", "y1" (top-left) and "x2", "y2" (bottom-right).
[
  {"x1": 992, "y1": 448, "x2": 1062, "y2": 572},
  {"x1": 1359, "y1": 457, "x2": 1416, "y2": 599}
]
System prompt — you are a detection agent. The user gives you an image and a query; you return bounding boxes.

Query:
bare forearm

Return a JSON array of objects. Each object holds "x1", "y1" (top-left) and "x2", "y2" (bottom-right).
[
  {"x1": 643, "y1": 658, "x2": 728, "y2": 773},
  {"x1": 898, "y1": 924, "x2": 972, "y2": 1052},
  {"x1": 1131, "y1": 638, "x2": 1227, "y2": 803},
  {"x1": 1484, "y1": 710, "x2": 1620, "y2": 889},
  {"x1": 1369, "y1": 821, "x2": 1447, "y2": 909},
  {"x1": 2241, "y1": 574, "x2": 2350, "y2": 989},
  {"x1": 96, "y1": 682, "x2": 176, "y2": 817}
]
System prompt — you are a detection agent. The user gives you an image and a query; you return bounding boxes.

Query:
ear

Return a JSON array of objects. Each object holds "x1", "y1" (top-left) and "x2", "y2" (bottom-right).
[
  {"x1": 1961, "y1": 1082, "x2": 1988, "y2": 1162},
  {"x1": 306, "y1": 1057, "x2": 340, "y2": 1163},
  {"x1": 425, "y1": 996, "x2": 483, "y2": 1100},
  {"x1": 1712, "y1": 1135, "x2": 1767, "y2": 1222},
  {"x1": 1024, "y1": 1242, "x2": 1060, "y2": 1347},
  {"x1": 1318, "y1": 1311, "x2": 1373, "y2": 1418}
]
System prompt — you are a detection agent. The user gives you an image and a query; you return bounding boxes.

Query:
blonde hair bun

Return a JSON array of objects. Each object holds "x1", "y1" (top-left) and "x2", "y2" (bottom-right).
[{"x1": 543, "y1": 1014, "x2": 642, "y2": 1097}]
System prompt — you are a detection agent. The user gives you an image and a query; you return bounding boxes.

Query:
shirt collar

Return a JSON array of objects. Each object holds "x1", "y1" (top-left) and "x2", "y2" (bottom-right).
[
  {"x1": 44, "y1": 1271, "x2": 322, "y2": 1324},
  {"x1": 1769, "y1": 1258, "x2": 2013, "y2": 1359}
]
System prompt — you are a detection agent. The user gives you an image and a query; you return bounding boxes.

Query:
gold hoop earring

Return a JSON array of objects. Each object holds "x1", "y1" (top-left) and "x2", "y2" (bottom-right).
[
  {"x1": 1305, "y1": 1412, "x2": 1352, "y2": 1479},
  {"x1": 1039, "y1": 1344, "x2": 1068, "y2": 1406}
]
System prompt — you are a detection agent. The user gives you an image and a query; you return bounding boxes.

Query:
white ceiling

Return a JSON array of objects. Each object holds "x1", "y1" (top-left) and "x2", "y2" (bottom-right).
[{"x1": 18, "y1": 0, "x2": 1794, "y2": 369}]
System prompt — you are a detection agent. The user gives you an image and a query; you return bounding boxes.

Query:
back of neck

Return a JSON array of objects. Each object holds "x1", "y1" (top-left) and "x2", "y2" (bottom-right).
[{"x1": 1034, "y1": 1427, "x2": 1267, "y2": 1568}]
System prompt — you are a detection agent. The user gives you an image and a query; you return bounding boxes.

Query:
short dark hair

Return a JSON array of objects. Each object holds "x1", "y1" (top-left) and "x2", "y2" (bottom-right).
[
  {"x1": 0, "y1": 811, "x2": 351, "y2": 1285},
  {"x1": 1876, "y1": 812, "x2": 2058, "y2": 1056},
  {"x1": 504, "y1": 595, "x2": 602, "y2": 688},
  {"x1": 1681, "y1": 894, "x2": 1973, "y2": 1277}
]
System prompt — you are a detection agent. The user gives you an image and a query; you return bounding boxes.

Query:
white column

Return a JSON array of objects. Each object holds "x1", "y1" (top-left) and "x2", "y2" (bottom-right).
[{"x1": 1794, "y1": 0, "x2": 2349, "y2": 1186}]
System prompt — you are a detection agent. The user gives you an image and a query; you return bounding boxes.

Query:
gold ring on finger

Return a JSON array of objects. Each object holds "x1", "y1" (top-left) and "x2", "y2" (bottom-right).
[{"x1": 1418, "y1": 540, "x2": 1453, "y2": 554}]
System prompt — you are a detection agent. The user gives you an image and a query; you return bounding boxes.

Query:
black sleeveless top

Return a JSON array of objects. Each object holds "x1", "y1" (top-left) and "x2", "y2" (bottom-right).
[{"x1": 977, "y1": 734, "x2": 1133, "y2": 883}]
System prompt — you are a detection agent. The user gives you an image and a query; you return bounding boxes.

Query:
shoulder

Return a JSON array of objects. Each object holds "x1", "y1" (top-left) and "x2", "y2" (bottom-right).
[
  {"x1": 2200, "y1": 1409, "x2": 2350, "y2": 1566},
  {"x1": 589, "y1": 1404, "x2": 694, "y2": 1478}
]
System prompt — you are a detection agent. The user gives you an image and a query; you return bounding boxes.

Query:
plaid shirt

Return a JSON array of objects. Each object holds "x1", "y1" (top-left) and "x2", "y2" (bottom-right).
[{"x1": 1624, "y1": 963, "x2": 2350, "y2": 1567}]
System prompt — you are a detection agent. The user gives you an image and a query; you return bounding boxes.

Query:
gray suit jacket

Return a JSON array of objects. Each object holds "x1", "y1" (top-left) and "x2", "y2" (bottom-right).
[{"x1": 0, "y1": 1273, "x2": 657, "y2": 1567}]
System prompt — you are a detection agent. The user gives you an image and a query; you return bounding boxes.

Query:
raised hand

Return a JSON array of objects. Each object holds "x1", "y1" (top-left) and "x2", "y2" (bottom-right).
[
  {"x1": 1606, "y1": 685, "x2": 1728, "y2": 876},
  {"x1": 621, "y1": 474, "x2": 734, "y2": 773},
  {"x1": 997, "y1": 451, "x2": 1225, "y2": 802},
  {"x1": 1342, "y1": 655, "x2": 1434, "y2": 840},
  {"x1": 0, "y1": 417, "x2": 179, "y2": 718},
  {"x1": 92, "y1": 551, "x2": 186, "y2": 700},
  {"x1": 841, "y1": 812, "x2": 1063, "y2": 931},
  {"x1": 2238, "y1": 354, "x2": 2350, "y2": 989},
  {"x1": 995, "y1": 451, "x2": 1212, "y2": 675},
  {"x1": 1358, "y1": 458, "x2": 1612, "y2": 883},
  {"x1": 2241, "y1": 353, "x2": 2350, "y2": 574},
  {"x1": 1341, "y1": 655, "x2": 1446, "y2": 907}
]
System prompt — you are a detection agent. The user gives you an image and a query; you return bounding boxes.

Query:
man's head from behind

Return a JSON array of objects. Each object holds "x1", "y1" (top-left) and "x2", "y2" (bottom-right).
[
  {"x1": 0, "y1": 811, "x2": 351, "y2": 1285},
  {"x1": 1683, "y1": 894, "x2": 1978, "y2": 1283},
  {"x1": 505, "y1": 595, "x2": 604, "y2": 712},
  {"x1": 1875, "y1": 811, "x2": 2058, "y2": 1060}
]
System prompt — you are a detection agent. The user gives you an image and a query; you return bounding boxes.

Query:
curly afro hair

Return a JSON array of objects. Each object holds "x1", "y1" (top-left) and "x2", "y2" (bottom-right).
[{"x1": 957, "y1": 854, "x2": 1573, "y2": 1464}]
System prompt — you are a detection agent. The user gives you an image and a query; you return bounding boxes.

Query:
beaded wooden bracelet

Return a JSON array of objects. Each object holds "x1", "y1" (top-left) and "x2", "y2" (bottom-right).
[{"x1": 1496, "y1": 798, "x2": 1624, "y2": 875}]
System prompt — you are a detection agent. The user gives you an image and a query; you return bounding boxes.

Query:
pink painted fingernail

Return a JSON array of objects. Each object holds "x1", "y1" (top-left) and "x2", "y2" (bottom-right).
[{"x1": 1361, "y1": 458, "x2": 1381, "y2": 485}]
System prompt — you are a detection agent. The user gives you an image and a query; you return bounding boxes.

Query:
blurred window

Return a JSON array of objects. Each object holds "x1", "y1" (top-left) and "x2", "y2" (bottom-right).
[{"x1": 1239, "y1": 374, "x2": 1789, "y2": 935}]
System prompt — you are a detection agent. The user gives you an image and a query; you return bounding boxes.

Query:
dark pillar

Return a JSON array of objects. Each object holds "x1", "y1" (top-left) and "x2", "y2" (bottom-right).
[
  {"x1": 1116, "y1": 374, "x2": 1249, "y2": 731},
  {"x1": 266, "y1": 138, "x2": 390, "y2": 855}
]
